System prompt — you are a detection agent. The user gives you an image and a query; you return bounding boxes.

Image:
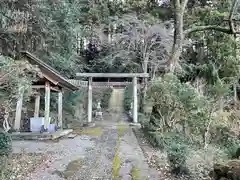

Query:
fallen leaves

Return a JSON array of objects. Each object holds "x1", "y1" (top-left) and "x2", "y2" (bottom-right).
[{"x1": 0, "y1": 152, "x2": 48, "y2": 180}]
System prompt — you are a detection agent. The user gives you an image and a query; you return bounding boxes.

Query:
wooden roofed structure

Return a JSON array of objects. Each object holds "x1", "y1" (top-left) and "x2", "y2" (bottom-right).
[{"x1": 14, "y1": 51, "x2": 78, "y2": 132}]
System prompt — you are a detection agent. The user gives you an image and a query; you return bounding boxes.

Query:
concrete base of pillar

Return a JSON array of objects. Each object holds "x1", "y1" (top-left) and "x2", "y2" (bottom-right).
[
  {"x1": 95, "y1": 117, "x2": 103, "y2": 121},
  {"x1": 83, "y1": 122, "x2": 96, "y2": 127},
  {"x1": 11, "y1": 129, "x2": 73, "y2": 140},
  {"x1": 129, "y1": 123, "x2": 141, "y2": 128},
  {"x1": 95, "y1": 111, "x2": 103, "y2": 121}
]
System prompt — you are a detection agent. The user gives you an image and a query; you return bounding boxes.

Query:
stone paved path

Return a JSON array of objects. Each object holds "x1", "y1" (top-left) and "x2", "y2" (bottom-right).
[
  {"x1": 12, "y1": 116, "x2": 159, "y2": 180},
  {"x1": 118, "y1": 127, "x2": 159, "y2": 180},
  {"x1": 108, "y1": 88, "x2": 124, "y2": 113},
  {"x1": 77, "y1": 126, "x2": 118, "y2": 180}
]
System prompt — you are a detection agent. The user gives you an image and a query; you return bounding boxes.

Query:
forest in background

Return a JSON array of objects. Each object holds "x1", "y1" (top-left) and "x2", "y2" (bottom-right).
[{"x1": 1, "y1": 0, "x2": 240, "y2": 179}]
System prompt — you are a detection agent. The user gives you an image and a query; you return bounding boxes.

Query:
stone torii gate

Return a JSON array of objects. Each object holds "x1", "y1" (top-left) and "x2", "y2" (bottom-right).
[{"x1": 76, "y1": 73, "x2": 149, "y2": 123}]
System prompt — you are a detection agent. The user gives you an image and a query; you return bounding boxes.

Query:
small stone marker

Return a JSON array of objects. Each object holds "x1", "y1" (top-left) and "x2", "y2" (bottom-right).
[{"x1": 96, "y1": 101, "x2": 103, "y2": 120}]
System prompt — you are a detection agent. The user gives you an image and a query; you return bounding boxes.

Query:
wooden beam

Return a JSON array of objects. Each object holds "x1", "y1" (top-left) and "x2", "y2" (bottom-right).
[
  {"x1": 34, "y1": 92, "x2": 40, "y2": 117},
  {"x1": 50, "y1": 86, "x2": 60, "y2": 92},
  {"x1": 32, "y1": 85, "x2": 60, "y2": 92},
  {"x1": 42, "y1": 74, "x2": 59, "y2": 85},
  {"x1": 32, "y1": 85, "x2": 45, "y2": 89},
  {"x1": 76, "y1": 73, "x2": 149, "y2": 78},
  {"x1": 58, "y1": 90, "x2": 63, "y2": 128},
  {"x1": 44, "y1": 81, "x2": 51, "y2": 129},
  {"x1": 14, "y1": 90, "x2": 24, "y2": 131}
]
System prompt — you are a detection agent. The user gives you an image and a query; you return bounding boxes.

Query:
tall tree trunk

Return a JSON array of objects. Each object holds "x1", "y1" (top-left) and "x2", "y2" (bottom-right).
[
  {"x1": 169, "y1": 0, "x2": 185, "y2": 72},
  {"x1": 140, "y1": 59, "x2": 148, "y2": 113}
]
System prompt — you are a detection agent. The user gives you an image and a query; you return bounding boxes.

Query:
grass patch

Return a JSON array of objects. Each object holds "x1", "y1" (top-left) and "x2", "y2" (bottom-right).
[
  {"x1": 117, "y1": 124, "x2": 128, "y2": 137},
  {"x1": 73, "y1": 127, "x2": 103, "y2": 137},
  {"x1": 112, "y1": 123, "x2": 129, "y2": 179},
  {"x1": 63, "y1": 159, "x2": 83, "y2": 179},
  {"x1": 112, "y1": 141, "x2": 121, "y2": 180},
  {"x1": 131, "y1": 167, "x2": 140, "y2": 180}
]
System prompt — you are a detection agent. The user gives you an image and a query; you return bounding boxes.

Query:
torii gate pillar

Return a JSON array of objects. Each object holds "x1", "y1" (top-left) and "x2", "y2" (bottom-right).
[
  {"x1": 132, "y1": 76, "x2": 138, "y2": 123},
  {"x1": 88, "y1": 77, "x2": 93, "y2": 123}
]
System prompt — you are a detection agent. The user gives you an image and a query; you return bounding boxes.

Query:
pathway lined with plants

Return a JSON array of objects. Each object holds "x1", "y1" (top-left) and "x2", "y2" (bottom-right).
[
  {"x1": 12, "y1": 117, "x2": 159, "y2": 180},
  {"x1": 108, "y1": 88, "x2": 125, "y2": 113}
]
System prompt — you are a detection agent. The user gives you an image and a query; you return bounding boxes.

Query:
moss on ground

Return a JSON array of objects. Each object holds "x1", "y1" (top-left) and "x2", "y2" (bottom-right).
[
  {"x1": 73, "y1": 127, "x2": 103, "y2": 136},
  {"x1": 131, "y1": 167, "x2": 140, "y2": 180},
  {"x1": 112, "y1": 141, "x2": 121, "y2": 180},
  {"x1": 63, "y1": 159, "x2": 83, "y2": 179},
  {"x1": 112, "y1": 123, "x2": 127, "y2": 180},
  {"x1": 117, "y1": 124, "x2": 128, "y2": 137}
]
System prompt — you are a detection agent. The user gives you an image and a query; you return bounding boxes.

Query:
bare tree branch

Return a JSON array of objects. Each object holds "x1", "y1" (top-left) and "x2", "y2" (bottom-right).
[
  {"x1": 184, "y1": 0, "x2": 239, "y2": 36},
  {"x1": 229, "y1": 0, "x2": 238, "y2": 33},
  {"x1": 184, "y1": 25, "x2": 236, "y2": 35}
]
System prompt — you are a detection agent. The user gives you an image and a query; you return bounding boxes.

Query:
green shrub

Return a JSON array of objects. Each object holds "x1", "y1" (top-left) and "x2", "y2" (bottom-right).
[
  {"x1": 123, "y1": 85, "x2": 133, "y2": 112},
  {"x1": 186, "y1": 145, "x2": 227, "y2": 179},
  {"x1": 144, "y1": 131, "x2": 191, "y2": 174},
  {"x1": 209, "y1": 124, "x2": 240, "y2": 158},
  {"x1": 166, "y1": 142, "x2": 188, "y2": 174},
  {"x1": 62, "y1": 90, "x2": 87, "y2": 127},
  {"x1": 0, "y1": 131, "x2": 12, "y2": 156},
  {"x1": 210, "y1": 126, "x2": 234, "y2": 146},
  {"x1": 142, "y1": 73, "x2": 237, "y2": 177},
  {"x1": 146, "y1": 73, "x2": 226, "y2": 148},
  {"x1": 147, "y1": 74, "x2": 208, "y2": 136},
  {"x1": 145, "y1": 131, "x2": 165, "y2": 149},
  {"x1": 224, "y1": 140, "x2": 240, "y2": 159},
  {"x1": 143, "y1": 128, "x2": 192, "y2": 149},
  {"x1": 101, "y1": 88, "x2": 113, "y2": 109}
]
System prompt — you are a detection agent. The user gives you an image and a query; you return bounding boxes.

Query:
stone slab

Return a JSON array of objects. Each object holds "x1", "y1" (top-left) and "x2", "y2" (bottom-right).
[{"x1": 11, "y1": 129, "x2": 73, "y2": 140}]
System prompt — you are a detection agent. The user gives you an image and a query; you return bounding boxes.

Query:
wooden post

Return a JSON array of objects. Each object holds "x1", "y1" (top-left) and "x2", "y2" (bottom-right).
[
  {"x1": 133, "y1": 77, "x2": 138, "y2": 123},
  {"x1": 34, "y1": 92, "x2": 40, "y2": 117},
  {"x1": 88, "y1": 77, "x2": 93, "y2": 123},
  {"x1": 44, "y1": 81, "x2": 51, "y2": 129},
  {"x1": 58, "y1": 90, "x2": 63, "y2": 128},
  {"x1": 14, "y1": 89, "x2": 24, "y2": 131}
]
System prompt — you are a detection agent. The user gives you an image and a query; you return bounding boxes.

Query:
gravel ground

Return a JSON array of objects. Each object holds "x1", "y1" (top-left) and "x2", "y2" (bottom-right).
[
  {"x1": 13, "y1": 135, "x2": 95, "y2": 180},
  {"x1": 11, "y1": 116, "x2": 159, "y2": 180},
  {"x1": 12, "y1": 125, "x2": 118, "y2": 180},
  {"x1": 76, "y1": 127, "x2": 118, "y2": 180}
]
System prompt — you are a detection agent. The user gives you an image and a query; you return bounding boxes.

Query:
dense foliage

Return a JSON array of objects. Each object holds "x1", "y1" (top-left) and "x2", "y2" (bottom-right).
[
  {"x1": 0, "y1": 132, "x2": 12, "y2": 156},
  {"x1": 101, "y1": 88, "x2": 113, "y2": 109},
  {"x1": 144, "y1": 73, "x2": 240, "y2": 178},
  {"x1": 123, "y1": 85, "x2": 133, "y2": 112},
  {"x1": 1, "y1": 0, "x2": 240, "y2": 179}
]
